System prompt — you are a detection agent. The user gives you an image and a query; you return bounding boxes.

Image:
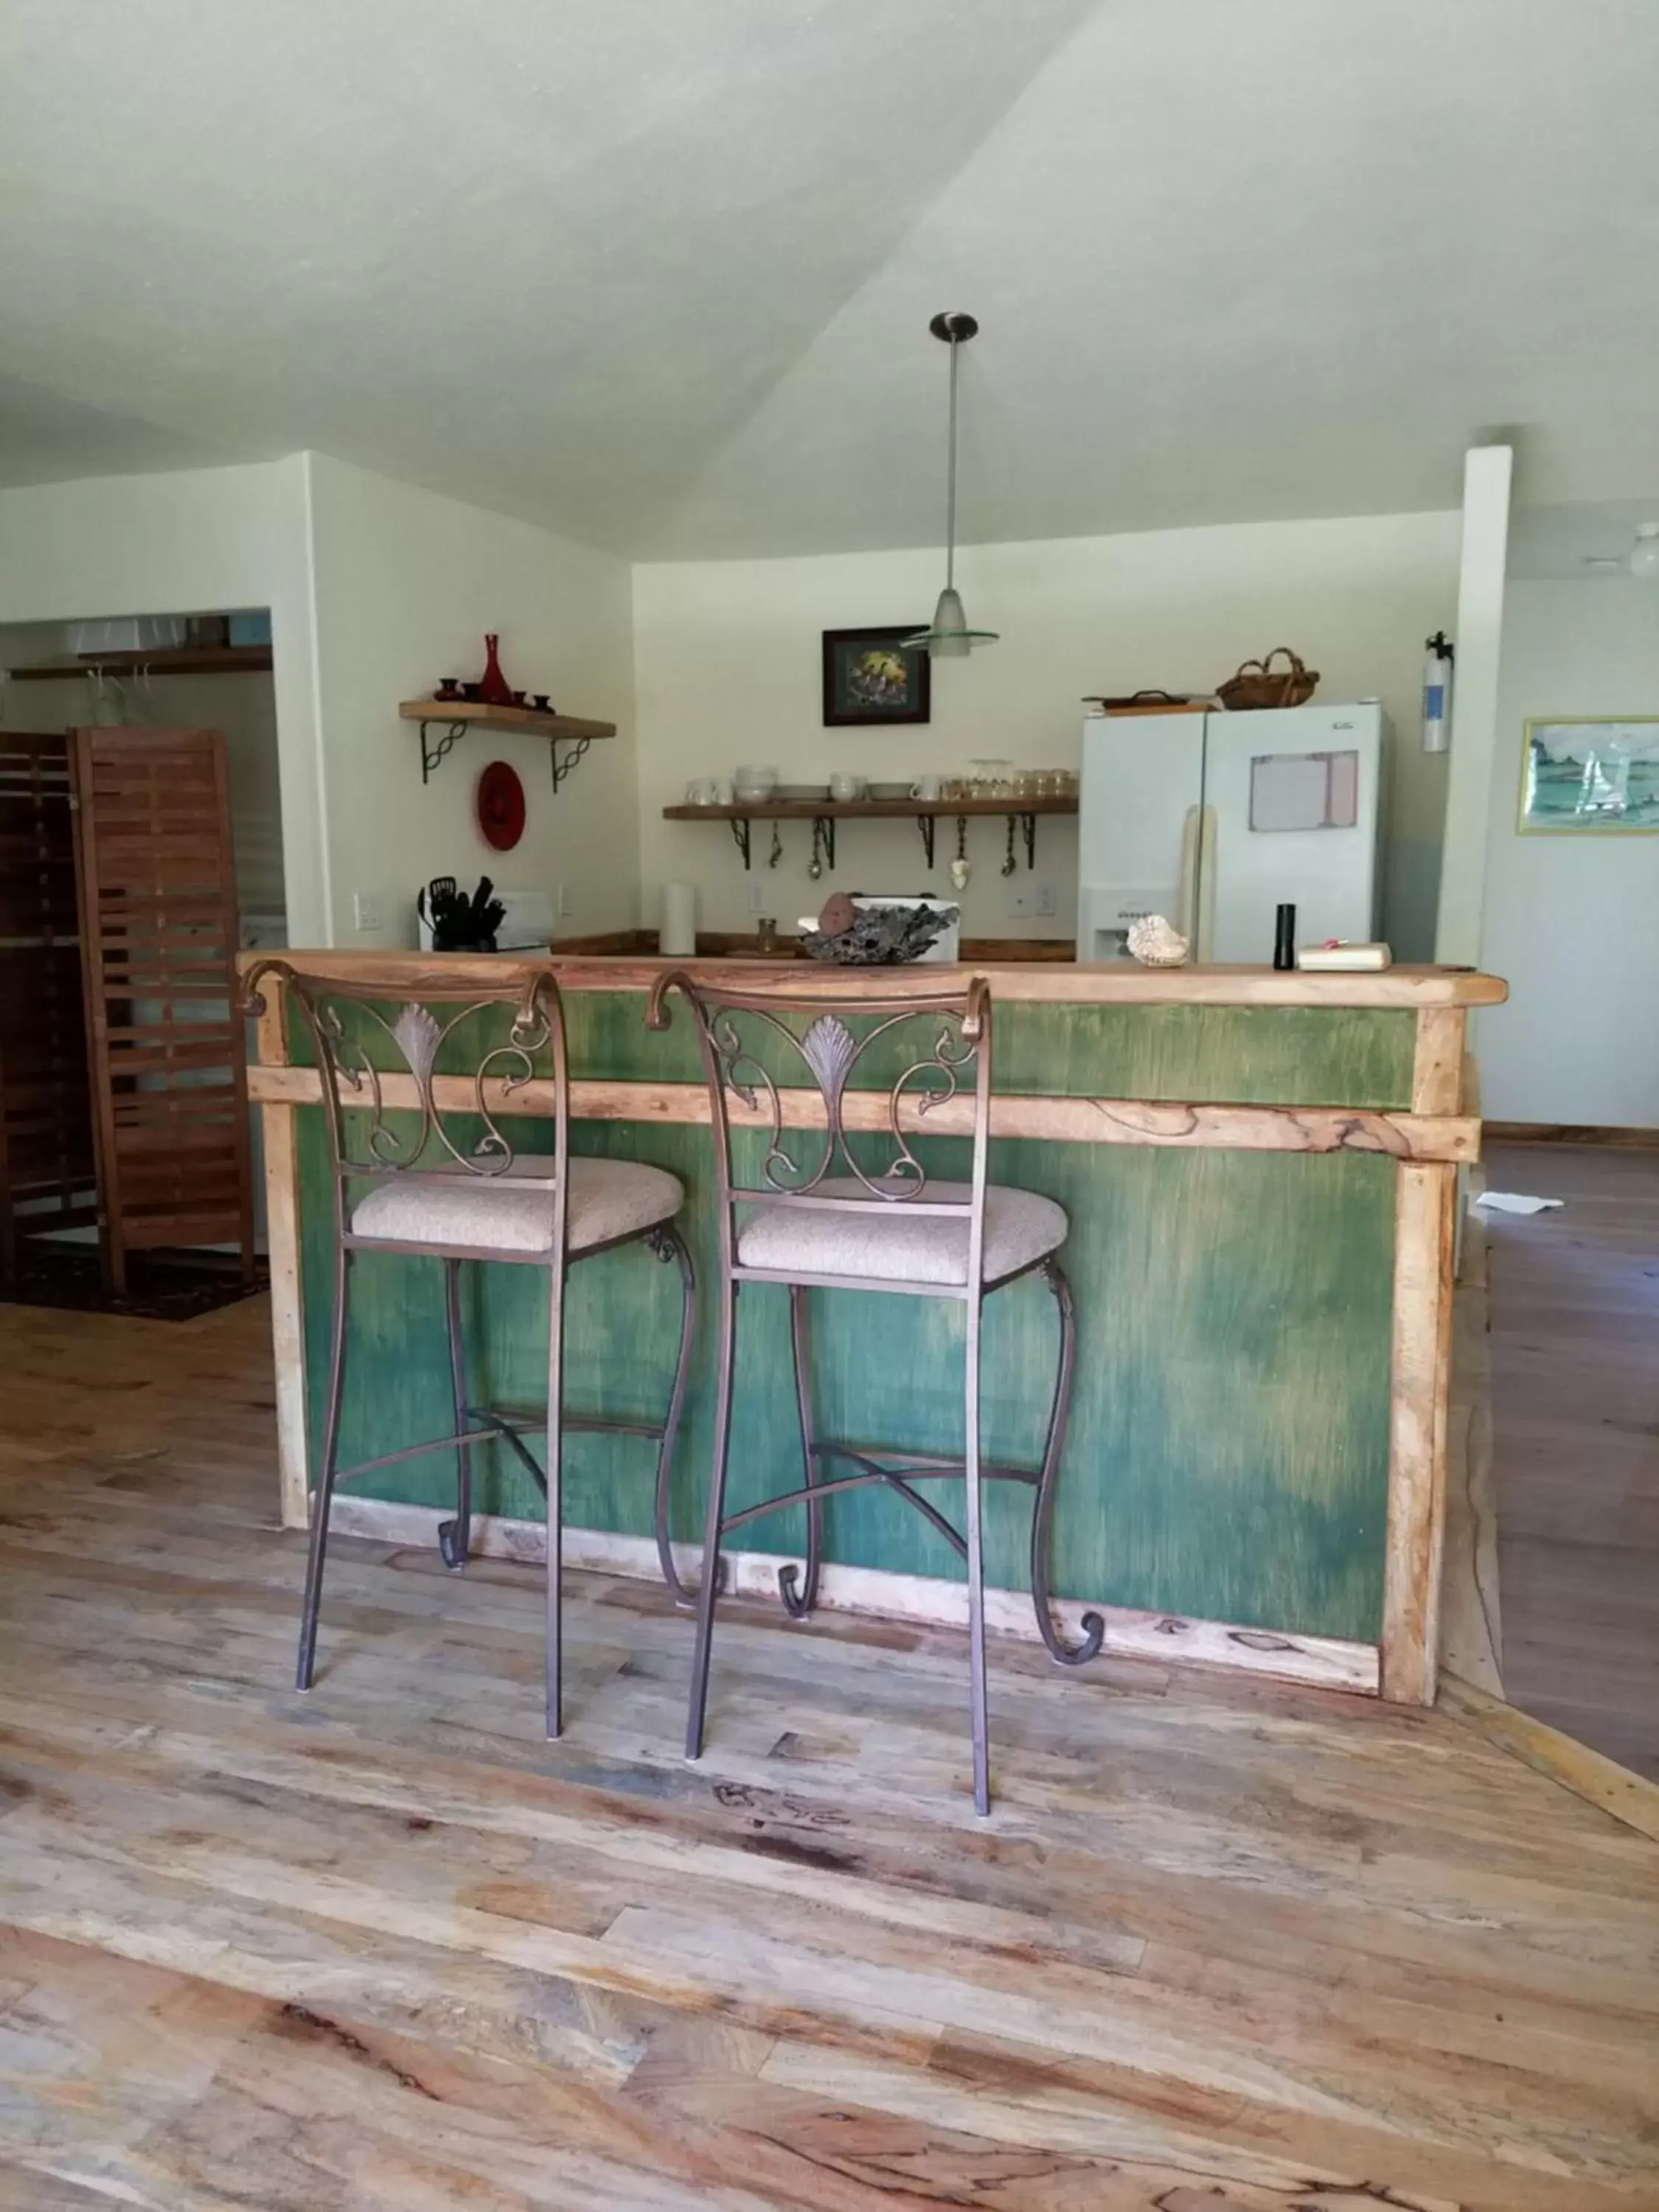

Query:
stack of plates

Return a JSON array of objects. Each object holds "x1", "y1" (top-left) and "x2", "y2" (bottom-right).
[{"x1": 776, "y1": 782, "x2": 830, "y2": 801}]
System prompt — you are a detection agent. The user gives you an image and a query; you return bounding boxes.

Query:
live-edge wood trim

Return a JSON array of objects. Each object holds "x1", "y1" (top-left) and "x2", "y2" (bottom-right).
[
  {"x1": 1410, "y1": 1007, "x2": 1468, "y2": 1115},
  {"x1": 243, "y1": 1064, "x2": 1479, "y2": 1165},
  {"x1": 1381, "y1": 1158, "x2": 1458, "y2": 1705},
  {"x1": 254, "y1": 973, "x2": 310, "y2": 1532}
]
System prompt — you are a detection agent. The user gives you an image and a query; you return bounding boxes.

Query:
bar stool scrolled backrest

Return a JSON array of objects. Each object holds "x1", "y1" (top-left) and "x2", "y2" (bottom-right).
[
  {"x1": 646, "y1": 969, "x2": 994, "y2": 1299},
  {"x1": 256, "y1": 963, "x2": 571, "y2": 1253}
]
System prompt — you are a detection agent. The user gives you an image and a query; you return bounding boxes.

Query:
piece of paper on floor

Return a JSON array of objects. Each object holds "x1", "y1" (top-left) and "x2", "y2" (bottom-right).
[{"x1": 1474, "y1": 1191, "x2": 1564, "y2": 1214}]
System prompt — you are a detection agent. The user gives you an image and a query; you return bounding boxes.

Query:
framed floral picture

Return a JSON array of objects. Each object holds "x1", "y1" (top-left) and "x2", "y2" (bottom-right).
[
  {"x1": 821, "y1": 626, "x2": 931, "y2": 727},
  {"x1": 1519, "y1": 718, "x2": 1659, "y2": 832}
]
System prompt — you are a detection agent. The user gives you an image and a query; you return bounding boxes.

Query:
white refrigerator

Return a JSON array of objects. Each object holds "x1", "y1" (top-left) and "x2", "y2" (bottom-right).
[{"x1": 1077, "y1": 703, "x2": 1387, "y2": 964}]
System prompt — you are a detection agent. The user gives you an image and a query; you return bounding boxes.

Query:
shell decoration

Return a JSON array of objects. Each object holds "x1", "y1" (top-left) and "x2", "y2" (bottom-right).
[{"x1": 1126, "y1": 914, "x2": 1190, "y2": 968}]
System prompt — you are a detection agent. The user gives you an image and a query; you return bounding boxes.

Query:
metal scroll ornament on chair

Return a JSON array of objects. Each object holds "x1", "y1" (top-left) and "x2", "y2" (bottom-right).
[{"x1": 644, "y1": 970, "x2": 1105, "y2": 1818}]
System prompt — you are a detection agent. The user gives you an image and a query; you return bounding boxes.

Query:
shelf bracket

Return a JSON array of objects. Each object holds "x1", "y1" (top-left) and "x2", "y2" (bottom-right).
[
  {"x1": 916, "y1": 813, "x2": 936, "y2": 869},
  {"x1": 1019, "y1": 811, "x2": 1037, "y2": 869},
  {"x1": 728, "y1": 816, "x2": 753, "y2": 869},
  {"x1": 549, "y1": 734, "x2": 594, "y2": 793},
  {"x1": 418, "y1": 720, "x2": 468, "y2": 784},
  {"x1": 813, "y1": 814, "x2": 836, "y2": 872}
]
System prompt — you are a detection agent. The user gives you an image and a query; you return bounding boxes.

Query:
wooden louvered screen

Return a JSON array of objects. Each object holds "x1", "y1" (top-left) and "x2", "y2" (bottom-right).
[
  {"x1": 70, "y1": 728, "x2": 254, "y2": 1294},
  {"x1": 0, "y1": 733, "x2": 97, "y2": 1284}
]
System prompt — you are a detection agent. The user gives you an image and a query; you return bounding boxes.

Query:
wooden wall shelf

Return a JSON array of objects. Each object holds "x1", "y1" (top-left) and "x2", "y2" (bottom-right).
[
  {"x1": 662, "y1": 792, "x2": 1078, "y2": 869},
  {"x1": 399, "y1": 698, "x2": 617, "y2": 790},
  {"x1": 10, "y1": 646, "x2": 274, "y2": 681},
  {"x1": 663, "y1": 795, "x2": 1077, "y2": 823}
]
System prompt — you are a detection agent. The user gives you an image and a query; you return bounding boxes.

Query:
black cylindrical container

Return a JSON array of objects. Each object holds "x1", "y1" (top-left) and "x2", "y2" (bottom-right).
[{"x1": 1273, "y1": 902, "x2": 1297, "y2": 972}]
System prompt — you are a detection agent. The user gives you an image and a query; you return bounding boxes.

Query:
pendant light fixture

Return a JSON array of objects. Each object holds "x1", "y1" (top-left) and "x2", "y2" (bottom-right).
[{"x1": 902, "y1": 311, "x2": 998, "y2": 658}]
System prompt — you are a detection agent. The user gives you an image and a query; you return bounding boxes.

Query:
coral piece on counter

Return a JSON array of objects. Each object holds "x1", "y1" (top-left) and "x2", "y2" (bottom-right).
[
  {"x1": 1126, "y1": 914, "x2": 1189, "y2": 967},
  {"x1": 815, "y1": 891, "x2": 858, "y2": 938}
]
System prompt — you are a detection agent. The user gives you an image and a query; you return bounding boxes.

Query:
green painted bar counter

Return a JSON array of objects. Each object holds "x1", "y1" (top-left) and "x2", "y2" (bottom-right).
[{"x1": 243, "y1": 952, "x2": 1500, "y2": 1703}]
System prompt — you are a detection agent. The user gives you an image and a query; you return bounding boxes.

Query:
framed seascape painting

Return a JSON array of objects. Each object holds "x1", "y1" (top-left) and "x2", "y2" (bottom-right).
[
  {"x1": 1520, "y1": 718, "x2": 1659, "y2": 833},
  {"x1": 821, "y1": 626, "x2": 931, "y2": 726}
]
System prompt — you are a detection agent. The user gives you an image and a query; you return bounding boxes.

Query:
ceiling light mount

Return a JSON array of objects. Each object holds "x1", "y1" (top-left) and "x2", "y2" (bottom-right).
[{"x1": 902, "y1": 310, "x2": 998, "y2": 658}]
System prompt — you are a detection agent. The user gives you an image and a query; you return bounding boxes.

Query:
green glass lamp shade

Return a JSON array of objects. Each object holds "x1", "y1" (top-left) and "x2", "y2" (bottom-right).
[{"x1": 901, "y1": 585, "x2": 999, "y2": 658}]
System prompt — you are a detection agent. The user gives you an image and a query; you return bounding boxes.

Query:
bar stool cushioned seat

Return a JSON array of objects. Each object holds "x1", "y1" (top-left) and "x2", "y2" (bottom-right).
[
  {"x1": 353, "y1": 1157, "x2": 684, "y2": 1256},
  {"x1": 737, "y1": 1179, "x2": 1067, "y2": 1289}
]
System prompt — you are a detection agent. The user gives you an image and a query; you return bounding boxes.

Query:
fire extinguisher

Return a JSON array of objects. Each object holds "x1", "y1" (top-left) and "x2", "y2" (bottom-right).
[{"x1": 1423, "y1": 630, "x2": 1454, "y2": 754}]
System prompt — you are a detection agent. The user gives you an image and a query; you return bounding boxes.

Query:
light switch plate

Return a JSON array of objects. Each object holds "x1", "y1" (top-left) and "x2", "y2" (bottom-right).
[
  {"x1": 353, "y1": 890, "x2": 383, "y2": 931},
  {"x1": 1006, "y1": 882, "x2": 1057, "y2": 919}
]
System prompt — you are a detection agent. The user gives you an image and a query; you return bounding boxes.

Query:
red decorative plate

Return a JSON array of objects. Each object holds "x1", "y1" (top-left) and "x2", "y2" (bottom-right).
[{"x1": 476, "y1": 759, "x2": 526, "y2": 852}]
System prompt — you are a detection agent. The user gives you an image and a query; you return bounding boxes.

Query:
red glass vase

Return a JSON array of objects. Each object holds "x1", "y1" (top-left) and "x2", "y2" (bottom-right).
[{"x1": 477, "y1": 632, "x2": 512, "y2": 706}]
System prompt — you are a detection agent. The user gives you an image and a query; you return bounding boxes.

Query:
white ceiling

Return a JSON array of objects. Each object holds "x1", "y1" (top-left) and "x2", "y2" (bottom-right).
[{"x1": 4, "y1": 0, "x2": 1659, "y2": 559}]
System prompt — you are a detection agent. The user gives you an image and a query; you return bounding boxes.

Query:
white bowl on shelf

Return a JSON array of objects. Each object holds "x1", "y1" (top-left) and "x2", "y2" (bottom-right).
[{"x1": 732, "y1": 763, "x2": 777, "y2": 803}]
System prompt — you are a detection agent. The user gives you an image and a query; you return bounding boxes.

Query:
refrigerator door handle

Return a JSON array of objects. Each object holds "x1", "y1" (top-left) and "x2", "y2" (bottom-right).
[
  {"x1": 1178, "y1": 805, "x2": 1200, "y2": 944},
  {"x1": 1197, "y1": 803, "x2": 1218, "y2": 961}
]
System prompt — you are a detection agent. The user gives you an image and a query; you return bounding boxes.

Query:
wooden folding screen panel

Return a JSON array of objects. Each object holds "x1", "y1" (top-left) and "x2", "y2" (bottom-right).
[
  {"x1": 70, "y1": 727, "x2": 254, "y2": 1293},
  {"x1": 0, "y1": 733, "x2": 97, "y2": 1285}
]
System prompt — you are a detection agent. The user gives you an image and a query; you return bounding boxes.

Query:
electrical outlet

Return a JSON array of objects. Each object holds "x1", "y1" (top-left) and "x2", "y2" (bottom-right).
[
  {"x1": 1006, "y1": 881, "x2": 1057, "y2": 919},
  {"x1": 352, "y1": 889, "x2": 383, "y2": 932}
]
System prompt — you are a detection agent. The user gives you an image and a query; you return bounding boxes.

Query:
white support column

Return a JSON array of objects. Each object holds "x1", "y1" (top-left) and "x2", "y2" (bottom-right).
[{"x1": 1434, "y1": 445, "x2": 1514, "y2": 966}]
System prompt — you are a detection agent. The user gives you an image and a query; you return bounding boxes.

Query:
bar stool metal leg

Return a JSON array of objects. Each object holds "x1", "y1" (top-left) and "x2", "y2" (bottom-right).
[
  {"x1": 297, "y1": 1245, "x2": 353, "y2": 1691},
  {"x1": 545, "y1": 1260, "x2": 568, "y2": 1739},
  {"x1": 649, "y1": 1225, "x2": 699, "y2": 1608},
  {"x1": 779, "y1": 1282, "x2": 823, "y2": 1618},
  {"x1": 963, "y1": 1292, "x2": 991, "y2": 1817},
  {"x1": 1030, "y1": 1258, "x2": 1105, "y2": 1666},
  {"x1": 439, "y1": 1257, "x2": 473, "y2": 1573},
  {"x1": 686, "y1": 1276, "x2": 740, "y2": 1759}
]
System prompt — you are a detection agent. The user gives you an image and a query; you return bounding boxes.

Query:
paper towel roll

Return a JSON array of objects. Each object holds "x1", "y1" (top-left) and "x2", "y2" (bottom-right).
[{"x1": 659, "y1": 881, "x2": 697, "y2": 957}]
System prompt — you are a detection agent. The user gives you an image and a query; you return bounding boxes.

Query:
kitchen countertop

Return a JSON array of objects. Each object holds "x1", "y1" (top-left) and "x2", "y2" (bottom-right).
[{"x1": 241, "y1": 945, "x2": 1506, "y2": 1011}]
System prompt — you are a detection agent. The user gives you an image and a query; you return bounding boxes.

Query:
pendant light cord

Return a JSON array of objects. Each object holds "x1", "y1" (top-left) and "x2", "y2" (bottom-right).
[{"x1": 945, "y1": 333, "x2": 959, "y2": 591}]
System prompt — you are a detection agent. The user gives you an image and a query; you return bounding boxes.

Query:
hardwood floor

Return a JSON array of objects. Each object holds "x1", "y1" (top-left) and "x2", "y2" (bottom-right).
[
  {"x1": 0, "y1": 1295, "x2": 1657, "y2": 2208},
  {"x1": 1486, "y1": 1141, "x2": 1659, "y2": 1781}
]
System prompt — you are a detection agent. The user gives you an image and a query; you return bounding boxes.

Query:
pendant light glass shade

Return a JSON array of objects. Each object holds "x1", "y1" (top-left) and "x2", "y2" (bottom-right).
[
  {"x1": 901, "y1": 311, "x2": 998, "y2": 655},
  {"x1": 1631, "y1": 524, "x2": 1659, "y2": 580}
]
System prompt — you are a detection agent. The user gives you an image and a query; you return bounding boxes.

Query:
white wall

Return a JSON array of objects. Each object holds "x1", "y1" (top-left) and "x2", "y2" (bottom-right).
[
  {"x1": 305, "y1": 455, "x2": 638, "y2": 945},
  {"x1": 0, "y1": 459, "x2": 327, "y2": 940},
  {"x1": 1477, "y1": 579, "x2": 1659, "y2": 1127},
  {"x1": 633, "y1": 510, "x2": 1460, "y2": 950}
]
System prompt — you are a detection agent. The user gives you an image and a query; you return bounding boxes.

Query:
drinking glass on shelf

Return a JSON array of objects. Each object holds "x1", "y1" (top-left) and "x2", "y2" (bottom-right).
[{"x1": 941, "y1": 776, "x2": 967, "y2": 801}]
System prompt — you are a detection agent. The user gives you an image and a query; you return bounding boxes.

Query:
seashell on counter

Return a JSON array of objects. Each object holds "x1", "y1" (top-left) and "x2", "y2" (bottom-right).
[{"x1": 1126, "y1": 914, "x2": 1190, "y2": 968}]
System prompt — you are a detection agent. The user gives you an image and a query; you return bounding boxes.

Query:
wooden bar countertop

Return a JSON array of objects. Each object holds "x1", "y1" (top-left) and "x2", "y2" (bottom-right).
[{"x1": 239, "y1": 944, "x2": 1506, "y2": 1012}]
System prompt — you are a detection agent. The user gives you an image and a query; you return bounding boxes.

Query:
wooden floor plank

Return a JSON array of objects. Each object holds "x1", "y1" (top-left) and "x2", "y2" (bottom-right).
[
  {"x1": 0, "y1": 1295, "x2": 1656, "y2": 2209},
  {"x1": 1486, "y1": 1141, "x2": 1659, "y2": 1781}
]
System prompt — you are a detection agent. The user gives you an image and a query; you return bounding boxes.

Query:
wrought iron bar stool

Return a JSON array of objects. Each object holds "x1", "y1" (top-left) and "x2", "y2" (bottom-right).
[
  {"x1": 244, "y1": 961, "x2": 696, "y2": 1738},
  {"x1": 644, "y1": 970, "x2": 1102, "y2": 1815}
]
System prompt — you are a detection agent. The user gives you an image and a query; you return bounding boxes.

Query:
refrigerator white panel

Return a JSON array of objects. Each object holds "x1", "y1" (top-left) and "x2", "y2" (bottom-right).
[
  {"x1": 1077, "y1": 714, "x2": 1206, "y2": 959},
  {"x1": 1200, "y1": 705, "x2": 1383, "y2": 961}
]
